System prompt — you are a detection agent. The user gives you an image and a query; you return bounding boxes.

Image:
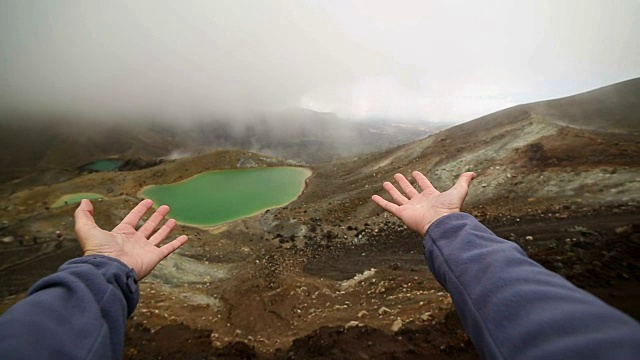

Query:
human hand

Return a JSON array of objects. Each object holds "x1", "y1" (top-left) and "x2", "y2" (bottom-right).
[
  {"x1": 74, "y1": 199, "x2": 188, "y2": 280},
  {"x1": 372, "y1": 171, "x2": 476, "y2": 235}
]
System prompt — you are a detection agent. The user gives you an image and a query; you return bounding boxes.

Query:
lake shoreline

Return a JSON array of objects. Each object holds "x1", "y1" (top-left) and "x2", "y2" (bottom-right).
[{"x1": 138, "y1": 166, "x2": 312, "y2": 229}]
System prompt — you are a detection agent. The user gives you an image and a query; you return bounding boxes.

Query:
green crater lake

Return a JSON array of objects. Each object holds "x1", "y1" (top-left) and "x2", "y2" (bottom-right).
[{"x1": 141, "y1": 167, "x2": 311, "y2": 227}]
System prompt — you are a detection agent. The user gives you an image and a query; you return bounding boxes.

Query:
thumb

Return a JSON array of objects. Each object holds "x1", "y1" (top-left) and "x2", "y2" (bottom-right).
[
  {"x1": 74, "y1": 199, "x2": 98, "y2": 232},
  {"x1": 453, "y1": 172, "x2": 476, "y2": 193}
]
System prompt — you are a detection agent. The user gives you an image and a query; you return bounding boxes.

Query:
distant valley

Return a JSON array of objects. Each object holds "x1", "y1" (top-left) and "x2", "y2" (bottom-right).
[{"x1": 0, "y1": 108, "x2": 448, "y2": 190}]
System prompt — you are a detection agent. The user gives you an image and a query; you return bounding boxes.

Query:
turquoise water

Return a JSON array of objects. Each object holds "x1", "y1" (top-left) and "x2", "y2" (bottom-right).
[
  {"x1": 84, "y1": 159, "x2": 123, "y2": 171},
  {"x1": 141, "y1": 167, "x2": 311, "y2": 226},
  {"x1": 52, "y1": 192, "x2": 104, "y2": 208}
]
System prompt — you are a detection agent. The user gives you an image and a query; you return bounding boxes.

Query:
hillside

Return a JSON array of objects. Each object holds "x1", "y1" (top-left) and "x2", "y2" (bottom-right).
[
  {"x1": 443, "y1": 78, "x2": 640, "y2": 137},
  {"x1": 527, "y1": 77, "x2": 640, "y2": 132},
  {"x1": 302, "y1": 79, "x2": 639, "y2": 224},
  {"x1": 0, "y1": 79, "x2": 639, "y2": 358}
]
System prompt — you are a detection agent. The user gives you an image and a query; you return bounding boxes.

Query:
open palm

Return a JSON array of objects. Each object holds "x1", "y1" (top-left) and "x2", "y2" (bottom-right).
[
  {"x1": 74, "y1": 199, "x2": 188, "y2": 279},
  {"x1": 372, "y1": 171, "x2": 476, "y2": 235}
]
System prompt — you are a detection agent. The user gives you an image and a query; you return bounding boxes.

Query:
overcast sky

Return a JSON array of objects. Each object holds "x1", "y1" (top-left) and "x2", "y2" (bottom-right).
[{"x1": 1, "y1": 0, "x2": 638, "y2": 123}]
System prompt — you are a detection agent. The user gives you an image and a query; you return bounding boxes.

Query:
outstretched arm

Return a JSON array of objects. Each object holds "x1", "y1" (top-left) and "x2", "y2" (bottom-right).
[
  {"x1": 0, "y1": 199, "x2": 188, "y2": 359},
  {"x1": 373, "y1": 171, "x2": 640, "y2": 359}
]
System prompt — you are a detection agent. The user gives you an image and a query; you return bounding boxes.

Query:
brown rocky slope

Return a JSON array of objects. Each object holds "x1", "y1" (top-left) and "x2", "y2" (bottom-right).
[{"x1": 0, "y1": 78, "x2": 638, "y2": 359}]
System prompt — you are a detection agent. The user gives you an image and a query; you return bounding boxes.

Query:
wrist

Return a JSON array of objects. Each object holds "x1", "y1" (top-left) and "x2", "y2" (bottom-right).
[
  {"x1": 83, "y1": 250, "x2": 133, "y2": 270},
  {"x1": 423, "y1": 211, "x2": 459, "y2": 235}
]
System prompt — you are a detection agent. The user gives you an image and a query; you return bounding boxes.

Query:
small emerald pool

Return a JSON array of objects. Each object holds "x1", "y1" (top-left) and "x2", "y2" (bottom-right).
[
  {"x1": 52, "y1": 193, "x2": 104, "y2": 208},
  {"x1": 140, "y1": 167, "x2": 311, "y2": 227},
  {"x1": 83, "y1": 159, "x2": 124, "y2": 172}
]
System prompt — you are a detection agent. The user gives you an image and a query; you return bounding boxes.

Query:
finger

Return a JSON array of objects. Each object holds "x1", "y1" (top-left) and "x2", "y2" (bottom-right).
[
  {"x1": 119, "y1": 199, "x2": 154, "y2": 228},
  {"x1": 371, "y1": 195, "x2": 401, "y2": 217},
  {"x1": 452, "y1": 172, "x2": 477, "y2": 193},
  {"x1": 74, "y1": 199, "x2": 98, "y2": 232},
  {"x1": 383, "y1": 181, "x2": 409, "y2": 205},
  {"x1": 149, "y1": 218, "x2": 177, "y2": 246},
  {"x1": 412, "y1": 171, "x2": 437, "y2": 193},
  {"x1": 138, "y1": 205, "x2": 171, "y2": 238},
  {"x1": 158, "y1": 235, "x2": 189, "y2": 259},
  {"x1": 394, "y1": 173, "x2": 419, "y2": 199},
  {"x1": 74, "y1": 199, "x2": 95, "y2": 224}
]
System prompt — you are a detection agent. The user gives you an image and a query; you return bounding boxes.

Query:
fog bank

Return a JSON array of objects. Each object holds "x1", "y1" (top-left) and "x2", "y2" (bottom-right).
[{"x1": 1, "y1": 0, "x2": 638, "y2": 123}]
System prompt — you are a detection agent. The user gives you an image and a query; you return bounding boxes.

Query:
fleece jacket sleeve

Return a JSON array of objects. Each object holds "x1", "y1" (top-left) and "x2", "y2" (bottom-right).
[
  {"x1": 0, "y1": 255, "x2": 139, "y2": 360},
  {"x1": 424, "y1": 212, "x2": 640, "y2": 360}
]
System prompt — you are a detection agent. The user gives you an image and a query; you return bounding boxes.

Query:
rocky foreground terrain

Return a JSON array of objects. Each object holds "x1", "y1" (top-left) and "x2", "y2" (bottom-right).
[{"x1": 0, "y1": 79, "x2": 639, "y2": 359}]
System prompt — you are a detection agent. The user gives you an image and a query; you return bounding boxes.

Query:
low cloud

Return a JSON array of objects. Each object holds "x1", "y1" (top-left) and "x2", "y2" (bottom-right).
[{"x1": 1, "y1": 0, "x2": 638, "y2": 123}]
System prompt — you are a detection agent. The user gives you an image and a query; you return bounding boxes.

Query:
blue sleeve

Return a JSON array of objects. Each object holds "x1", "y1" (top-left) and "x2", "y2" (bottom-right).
[
  {"x1": 424, "y1": 212, "x2": 640, "y2": 359},
  {"x1": 0, "y1": 255, "x2": 139, "y2": 360}
]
